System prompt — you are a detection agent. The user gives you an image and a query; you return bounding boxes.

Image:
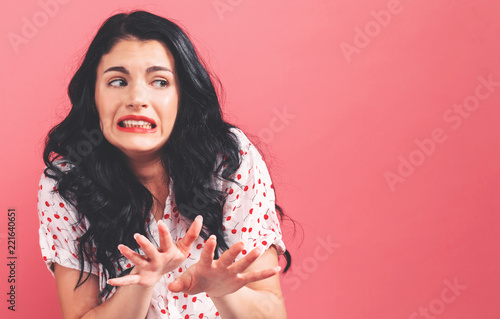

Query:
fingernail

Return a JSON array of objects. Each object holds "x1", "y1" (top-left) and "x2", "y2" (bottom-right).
[
  {"x1": 275, "y1": 266, "x2": 282, "y2": 272},
  {"x1": 133, "y1": 233, "x2": 139, "y2": 240},
  {"x1": 117, "y1": 244, "x2": 124, "y2": 250},
  {"x1": 210, "y1": 234, "x2": 216, "y2": 241},
  {"x1": 195, "y1": 215, "x2": 203, "y2": 222},
  {"x1": 158, "y1": 220, "x2": 163, "y2": 226}
]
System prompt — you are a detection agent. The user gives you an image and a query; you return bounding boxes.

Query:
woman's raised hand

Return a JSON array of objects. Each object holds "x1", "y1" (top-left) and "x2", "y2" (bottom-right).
[
  {"x1": 107, "y1": 215, "x2": 203, "y2": 288},
  {"x1": 167, "y1": 235, "x2": 281, "y2": 298}
]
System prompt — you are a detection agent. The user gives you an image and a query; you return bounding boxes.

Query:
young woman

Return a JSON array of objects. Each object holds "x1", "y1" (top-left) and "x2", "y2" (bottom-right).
[{"x1": 37, "y1": 10, "x2": 290, "y2": 319}]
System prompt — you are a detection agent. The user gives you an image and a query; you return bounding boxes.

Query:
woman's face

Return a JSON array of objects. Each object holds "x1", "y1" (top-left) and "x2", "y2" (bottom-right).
[{"x1": 95, "y1": 38, "x2": 179, "y2": 160}]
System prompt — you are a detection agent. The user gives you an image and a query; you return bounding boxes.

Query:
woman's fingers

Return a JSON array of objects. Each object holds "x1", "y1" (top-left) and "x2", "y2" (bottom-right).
[
  {"x1": 134, "y1": 233, "x2": 159, "y2": 260},
  {"x1": 107, "y1": 274, "x2": 141, "y2": 286},
  {"x1": 239, "y1": 266, "x2": 281, "y2": 284},
  {"x1": 167, "y1": 273, "x2": 191, "y2": 293},
  {"x1": 176, "y1": 215, "x2": 203, "y2": 254},
  {"x1": 118, "y1": 244, "x2": 149, "y2": 267},
  {"x1": 199, "y1": 235, "x2": 217, "y2": 267},
  {"x1": 217, "y1": 241, "x2": 245, "y2": 269},
  {"x1": 228, "y1": 246, "x2": 262, "y2": 274},
  {"x1": 158, "y1": 220, "x2": 174, "y2": 252}
]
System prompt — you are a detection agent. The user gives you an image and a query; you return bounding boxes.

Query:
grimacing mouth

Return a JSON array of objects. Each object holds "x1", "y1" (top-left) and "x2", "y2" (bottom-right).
[{"x1": 118, "y1": 119, "x2": 157, "y2": 129}]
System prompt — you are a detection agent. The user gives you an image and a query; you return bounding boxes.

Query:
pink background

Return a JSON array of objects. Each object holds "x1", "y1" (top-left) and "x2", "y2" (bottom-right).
[{"x1": 1, "y1": 0, "x2": 499, "y2": 318}]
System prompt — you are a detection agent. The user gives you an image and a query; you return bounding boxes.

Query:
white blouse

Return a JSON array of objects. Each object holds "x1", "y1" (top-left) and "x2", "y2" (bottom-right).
[{"x1": 37, "y1": 127, "x2": 286, "y2": 318}]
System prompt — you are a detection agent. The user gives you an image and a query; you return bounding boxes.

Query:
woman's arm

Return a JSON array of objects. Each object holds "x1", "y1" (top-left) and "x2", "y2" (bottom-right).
[{"x1": 54, "y1": 264, "x2": 155, "y2": 319}]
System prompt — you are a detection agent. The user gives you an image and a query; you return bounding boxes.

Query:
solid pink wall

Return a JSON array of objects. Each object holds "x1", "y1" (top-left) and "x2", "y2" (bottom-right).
[{"x1": 1, "y1": 0, "x2": 499, "y2": 318}]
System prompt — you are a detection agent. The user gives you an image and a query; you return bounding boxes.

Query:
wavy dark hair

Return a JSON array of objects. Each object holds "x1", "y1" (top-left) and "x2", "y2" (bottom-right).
[{"x1": 43, "y1": 10, "x2": 291, "y2": 298}]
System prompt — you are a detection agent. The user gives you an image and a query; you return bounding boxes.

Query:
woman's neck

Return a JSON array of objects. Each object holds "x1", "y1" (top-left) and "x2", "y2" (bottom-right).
[{"x1": 128, "y1": 155, "x2": 170, "y2": 221}]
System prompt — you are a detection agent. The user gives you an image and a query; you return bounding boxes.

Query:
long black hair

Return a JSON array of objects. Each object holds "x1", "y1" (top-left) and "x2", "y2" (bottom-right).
[{"x1": 43, "y1": 10, "x2": 291, "y2": 298}]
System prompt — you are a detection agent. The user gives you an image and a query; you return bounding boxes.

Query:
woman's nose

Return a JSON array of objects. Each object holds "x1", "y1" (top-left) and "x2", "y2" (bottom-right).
[{"x1": 127, "y1": 82, "x2": 149, "y2": 108}]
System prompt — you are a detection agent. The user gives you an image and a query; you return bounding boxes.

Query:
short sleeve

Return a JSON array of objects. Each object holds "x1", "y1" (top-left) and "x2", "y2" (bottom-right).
[
  {"x1": 37, "y1": 170, "x2": 99, "y2": 277},
  {"x1": 220, "y1": 128, "x2": 286, "y2": 260}
]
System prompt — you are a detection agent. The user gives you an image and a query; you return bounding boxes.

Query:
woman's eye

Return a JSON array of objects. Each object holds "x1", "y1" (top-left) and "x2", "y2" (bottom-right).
[
  {"x1": 108, "y1": 79, "x2": 127, "y2": 87},
  {"x1": 152, "y1": 79, "x2": 169, "y2": 88}
]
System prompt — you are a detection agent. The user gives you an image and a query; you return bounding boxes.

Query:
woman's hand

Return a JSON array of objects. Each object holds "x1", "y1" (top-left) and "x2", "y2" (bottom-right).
[
  {"x1": 167, "y1": 235, "x2": 281, "y2": 298},
  {"x1": 107, "y1": 215, "x2": 203, "y2": 288}
]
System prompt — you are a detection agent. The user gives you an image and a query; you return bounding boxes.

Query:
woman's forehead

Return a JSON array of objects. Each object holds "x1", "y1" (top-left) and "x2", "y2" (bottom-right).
[{"x1": 98, "y1": 39, "x2": 175, "y2": 72}]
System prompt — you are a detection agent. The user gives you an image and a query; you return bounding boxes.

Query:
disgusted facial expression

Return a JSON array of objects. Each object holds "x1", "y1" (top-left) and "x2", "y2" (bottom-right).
[{"x1": 94, "y1": 38, "x2": 179, "y2": 161}]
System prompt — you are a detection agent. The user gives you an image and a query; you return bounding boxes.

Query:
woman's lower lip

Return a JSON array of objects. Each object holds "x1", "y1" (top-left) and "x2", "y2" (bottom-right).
[{"x1": 117, "y1": 125, "x2": 157, "y2": 133}]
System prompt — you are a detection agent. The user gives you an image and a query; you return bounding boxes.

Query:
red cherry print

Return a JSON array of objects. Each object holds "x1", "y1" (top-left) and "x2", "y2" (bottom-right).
[
  {"x1": 240, "y1": 150, "x2": 244, "y2": 155},
  {"x1": 243, "y1": 185, "x2": 248, "y2": 191},
  {"x1": 40, "y1": 185, "x2": 42, "y2": 190},
  {"x1": 182, "y1": 305, "x2": 187, "y2": 310},
  {"x1": 249, "y1": 227, "x2": 252, "y2": 232},
  {"x1": 257, "y1": 218, "x2": 260, "y2": 223},
  {"x1": 47, "y1": 217, "x2": 52, "y2": 222},
  {"x1": 262, "y1": 240, "x2": 268, "y2": 246},
  {"x1": 51, "y1": 245, "x2": 56, "y2": 250},
  {"x1": 184, "y1": 293, "x2": 188, "y2": 298},
  {"x1": 241, "y1": 227, "x2": 247, "y2": 232},
  {"x1": 252, "y1": 184, "x2": 255, "y2": 189},
  {"x1": 173, "y1": 206, "x2": 178, "y2": 212},
  {"x1": 61, "y1": 163, "x2": 67, "y2": 167},
  {"x1": 178, "y1": 267, "x2": 183, "y2": 272},
  {"x1": 231, "y1": 229, "x2": 237, "y2": 234},
  {"x1": 249, "y1": 208, "x2": 253, "y2": 214},
  {"x1": 259, "y1": 202, "x2": 262, "y2": 207},
  {"x1": 185, "y1": 315, "x2": 190, "y2": 319},
  {"x1": 161, "y1": 309, "x2": 166, "y2": 314},
  {"x1": 263, "y1": 182, "x2": 266, "y2": 186},
  {"x1": 43, "y1": 256, "x2": 47, "y2": 261},
  {"x1": 72, "y1": 226, "x2": 76, "y2": 231},
  {"x1": 197, "y1": 243, "x2": 203, "y2": 249},
  {"x1": 59, "y1": 202, "x2": 65, "y2": 208},
  {"x1": 263, "y1": 192, "x2": 266, "y2": 197},
  {"x1": 63, "y1": 216, "x2": 69, "y2": 221},
  {"x1": 229, "y1": 188, "x2": 234, "y2": 195},
  {"x1": 53, "y1": 186, "x2": 57, "y2": 191},
  {"x1": 164, "y1": 213, "x2": 170, "y2": 219},
  {"x1": 242, "y1": 250, "x2": 247, "y2": 255},
  {"x1": 173, "y1": 296, "x2": 179, "y2": 300},
  {"x1": 54, "y1": 214, "x2": 60, "y2": 219},
  {"x1": 270, "y1": 184, "x2": 274, "y2": 189},
  {"x1": 53, "y1": 235, "x2": 57, "y2": 240},
  {"x1": 126, "y1": 263, "x2": 131, "y2": 268},
  {"x1": 45, "y1": 201, "x2": 50, "y2": 207},
  {"x1": 264, "y1": 215, "x2": 269, "y2": 220},
  {"x1": 226, "y1": 216, "x2": 231, "y2": 221},
  {"x1": 199, "y1": 314, "x2": 204, "y2": 319},
  {"x1": 258, "y1": 178, "x2": 261, "y2": 184},
  {"x1": 55, "y1": 252, "x2": 58, "y2": 257},
  {"x1": 216, "y1": 312, "x2": 219, "y2": 316},
  {"x1": 192, "y1": 296, "x2": 197, "y2": 302},
  {"x1": 41, "y1": 212, "x2": 45, "y2": 216},
  {"x1": 236, "y1": 194, "x2": 239, "y2": 199},
  {"x1": 222, "y1": 225, "x2": 226, "y2": 231},
  {"x1": 187, "y1": 253, "x2": 191, "y2": 258},
  {"x1": 57, "y1": 227, "x2": 61, "y2": 232},
  {"x1": 237, "y1": 174, "x2": 241, "y2": 180}
]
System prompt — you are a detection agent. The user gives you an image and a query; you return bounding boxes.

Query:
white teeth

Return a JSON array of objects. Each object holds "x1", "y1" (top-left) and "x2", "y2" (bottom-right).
[{"x1": 121, "y1": 119, "x2": 154, "y2": 129}]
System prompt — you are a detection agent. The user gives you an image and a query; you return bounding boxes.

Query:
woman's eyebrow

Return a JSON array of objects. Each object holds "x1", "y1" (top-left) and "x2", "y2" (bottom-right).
[{"x1": 103, "y1": 65, "x2": 173, "y2": 74}]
